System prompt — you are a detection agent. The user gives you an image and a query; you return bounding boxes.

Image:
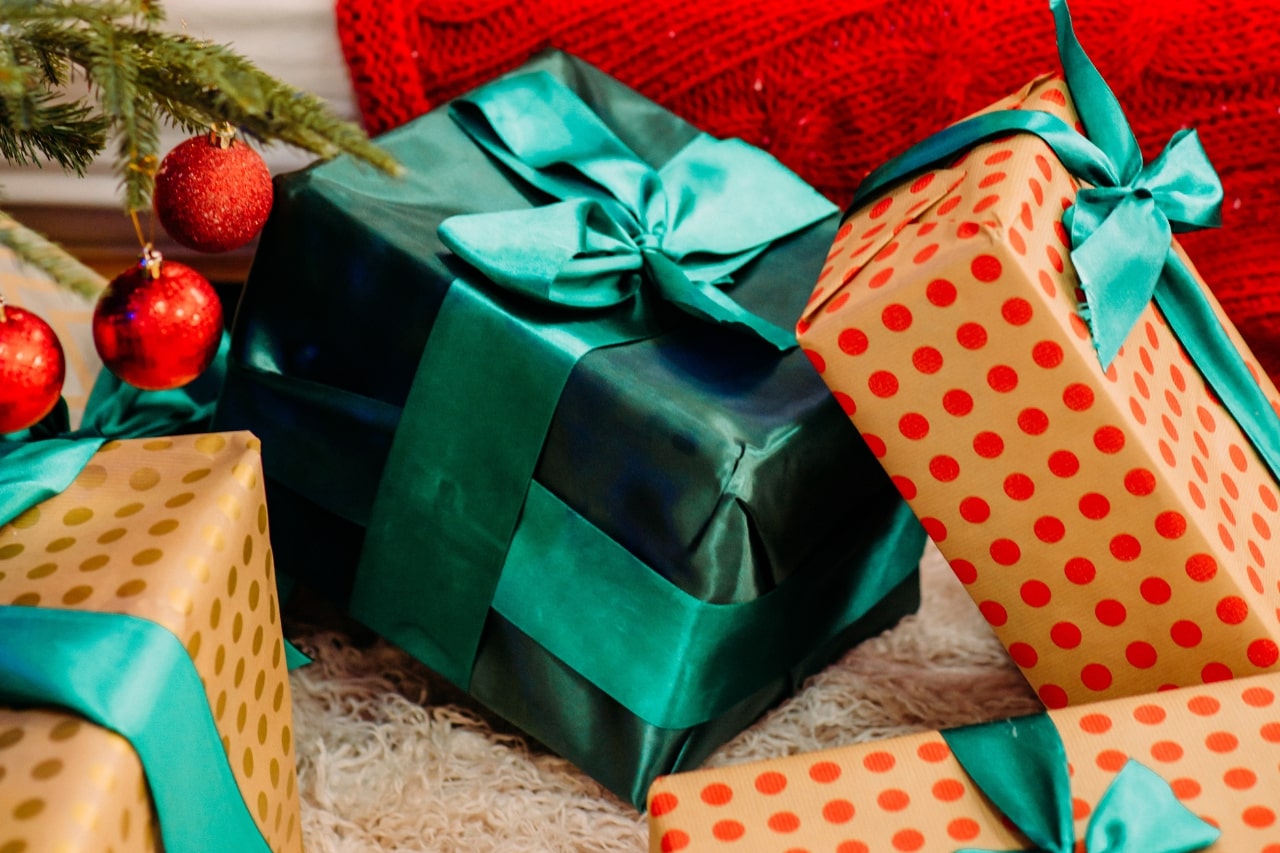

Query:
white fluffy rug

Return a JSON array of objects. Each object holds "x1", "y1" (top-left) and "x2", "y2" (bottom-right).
[{"x1": 286, "y1": 542, "x2": 1042, "y2": 852}]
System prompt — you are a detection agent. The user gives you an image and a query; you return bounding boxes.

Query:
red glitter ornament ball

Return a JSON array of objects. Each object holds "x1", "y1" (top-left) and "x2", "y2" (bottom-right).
[
  {"x1": 0, "y1": 300, "x2": 66, "y2": 433},
  {"x1": 153, "y1": 129, "x2": 273, "y2": 253},
  {"x1": 93, "y1": 251, "x2": 223, "y2": 390}
]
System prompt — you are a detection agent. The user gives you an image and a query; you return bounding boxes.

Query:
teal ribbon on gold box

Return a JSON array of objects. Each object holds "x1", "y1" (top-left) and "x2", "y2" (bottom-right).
[{"x1": 213, "y1": 51, "x2": 926, "y2": 808}]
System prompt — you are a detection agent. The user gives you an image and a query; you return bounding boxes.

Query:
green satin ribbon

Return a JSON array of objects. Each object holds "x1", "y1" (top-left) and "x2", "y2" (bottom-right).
[
  {"x1": 942, "y1": 714, "x2": 1219, "y2": 852},
  {"x1": 851, "y1": 0, "x2": 1280, "y2": 482},
  {"x1": 351, "y1": 71, "x2": 837, "y2": 696},
  {"x1": 1, "y1": 335, "x2": 302, "y2": 850},
  {"x1": 0, "y1": 607, "x2": 273, "y2": 853},
  {"x1": 0, "y1": 332, "x2": 229, "y2": 524},
  {"x1": 494, "y1": 482, "x2": 922, "y2": 730},
  {"x1": 439, "y1": 70, "x2": 835, "y2": 351}
]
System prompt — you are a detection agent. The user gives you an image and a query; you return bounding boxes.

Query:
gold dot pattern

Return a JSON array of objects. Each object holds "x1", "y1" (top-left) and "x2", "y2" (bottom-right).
[
  {"x1": 649, "y1": 674, "x2": 1280, "y2": 851},
  {"x1": 0, "y1": 709, "x2": 159, "y2": 853},
  {"x1": 0, "y1": 433, "x2": 301, "y2": 853}
]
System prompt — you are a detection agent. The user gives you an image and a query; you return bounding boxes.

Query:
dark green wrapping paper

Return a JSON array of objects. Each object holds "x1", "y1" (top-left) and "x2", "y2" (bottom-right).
[{"x1": 214, "y1": 51, "x2": 925, "y2": 807}]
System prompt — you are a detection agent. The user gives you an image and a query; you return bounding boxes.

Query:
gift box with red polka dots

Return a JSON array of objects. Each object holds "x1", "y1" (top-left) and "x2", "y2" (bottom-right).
[
  {"x1": 646, "y1": 672, "x2": 1280, "y2": 852},
  {"x1": 0, "y1": 433, "x2": 302, "y2": 853},
  {"x1": 796, "y1": 73, "x2": 1280, "y2": 710}
]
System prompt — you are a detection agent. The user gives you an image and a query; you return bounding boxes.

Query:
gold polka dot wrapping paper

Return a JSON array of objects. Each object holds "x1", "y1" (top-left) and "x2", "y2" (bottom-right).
[
  {"x1": 647, "y1": 672, "x2": 1280, "y2": 852},
  {"x1": 796, "y1": 73, "x2": 1280, "y2": 710},
  {"x1": 0, "y1": 432, "x2": 303, "y2": 853}
]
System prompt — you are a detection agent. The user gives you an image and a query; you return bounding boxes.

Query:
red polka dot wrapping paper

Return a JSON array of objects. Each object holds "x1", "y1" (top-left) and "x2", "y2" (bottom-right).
[
  {"x1": 647, "y1": 672, "x2": 1280, "y2": 852},
  {"x1": 796, "y1": 73, "x2": 1280, "y2": 710},
  {"x1": 0, "y1": 433, "x2": 303, "y2": 853}
]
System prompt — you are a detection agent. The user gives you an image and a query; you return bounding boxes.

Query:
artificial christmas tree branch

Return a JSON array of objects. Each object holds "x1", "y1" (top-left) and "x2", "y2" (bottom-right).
[{"x1": 0, "y1": 0, "x2": 401, "y2": 293}]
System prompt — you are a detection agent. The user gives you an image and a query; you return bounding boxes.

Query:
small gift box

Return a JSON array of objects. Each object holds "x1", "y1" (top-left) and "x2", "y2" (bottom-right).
[
  {"x1": 796, "y1": 0, "x2": 1280, "y2": 708},
  {"x1": 0, "y1": 432, "x2": 302, "y2": 853},
  {"x1": 647, "y1": 672, "x2": 1280, "y2": 852},
  {"x1": 213, "y1": 51, "x2": 927, "y2": 806}
]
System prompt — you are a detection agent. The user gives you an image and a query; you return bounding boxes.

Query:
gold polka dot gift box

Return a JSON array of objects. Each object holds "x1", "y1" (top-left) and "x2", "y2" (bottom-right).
[
  {"x1": 0, "y1": 432, "x2": 302, "y2": 853},
  {"x1": 796, "y1": 0, "x2": 1280, "y2": 710},
  {"x1": 647, "y1": 671, "x2": 1280, "y2": 852}
]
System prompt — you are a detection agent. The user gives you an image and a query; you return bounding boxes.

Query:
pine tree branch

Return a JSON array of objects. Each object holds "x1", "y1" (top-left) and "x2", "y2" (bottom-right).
[
  {"x1": 19, "y1": 20, "x2": 403, "y2": 197},
  {"x1": 0, "y1": 209, "x2": 106, "y2": 298},
  {"x1": 0, "y1": 98, "x2": 106, "y2": 173},
  {"x1": 0, "y1": 0, "x2": 402, "y2": 303}
]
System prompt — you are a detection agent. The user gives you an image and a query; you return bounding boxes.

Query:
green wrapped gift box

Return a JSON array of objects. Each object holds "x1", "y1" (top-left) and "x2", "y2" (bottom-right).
[{"x1": 214, "y1": 51, "x2": 926, "y2": 807}]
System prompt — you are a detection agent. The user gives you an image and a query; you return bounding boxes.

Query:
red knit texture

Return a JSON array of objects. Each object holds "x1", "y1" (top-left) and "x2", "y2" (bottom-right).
[{"x1": 335, "y1": 0, "x2": 1280, "y2": 381}]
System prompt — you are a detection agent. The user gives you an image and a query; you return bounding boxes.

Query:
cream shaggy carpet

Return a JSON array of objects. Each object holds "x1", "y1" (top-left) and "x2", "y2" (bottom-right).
[{"x1": 285, "y1": 542, "x2": 1043, "y2": 852}]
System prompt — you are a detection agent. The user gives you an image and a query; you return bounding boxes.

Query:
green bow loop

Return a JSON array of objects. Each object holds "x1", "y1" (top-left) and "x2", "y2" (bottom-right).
[
  {"x1": 847, "y1": 0, "x2": 1280, "y2": 483},
  {"x1": 1049, "y1": 0, "x2": 1224, "y2": 368},
  {"x1": 441, "y1": 69, "x2": 835, "y2": 352},
  {"x1": 1063, "y1": 186, "x2": 1171, "y2": 368},
  {"x1": 944, "y1": 715, "x2": 1220, "y2": 853},
  {"x1": 1062, "y1": 126, "x2": 1223, "y2": 367},
  {"x1": 439, "y1": 199, "x2": 643, "y2": 308},
  {"x1": 1081, "y1": 760, "x2": 1222, "y2": 853}
]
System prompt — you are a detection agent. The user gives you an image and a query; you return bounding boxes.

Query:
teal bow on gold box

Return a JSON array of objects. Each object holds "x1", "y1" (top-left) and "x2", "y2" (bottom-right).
[{"x1": 213, "y1": 51, "x2": 927, "y2": 807}]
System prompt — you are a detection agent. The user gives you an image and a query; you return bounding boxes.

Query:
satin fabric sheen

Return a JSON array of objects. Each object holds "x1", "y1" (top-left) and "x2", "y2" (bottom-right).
[
  {"x1": 943, "y1": 714, "x2": 1219, "y2": 852},
  {"x1": 0, "y1": 339, "x2": 279, "y2": 851},
  {"x1": 213, "y1": 51, "x2": 926, "y2": 807}
]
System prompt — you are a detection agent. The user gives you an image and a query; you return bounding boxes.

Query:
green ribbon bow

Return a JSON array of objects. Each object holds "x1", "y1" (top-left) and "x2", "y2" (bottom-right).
[
  {"x1": 1, "y1": 338, "x2": 305, "y2": 852},
  {"x1": 943, "y1": 714, "x2": 1220, "y2": 852},
  {"x1": 350, "y1": 69, "x2": 838, "y2": 695},
  {"x1": 437, "y1": 70, "x2": 836, "y2": 351},
  {"x1": 849, "y1": 0, "x2": 1280, "y2": 483}
]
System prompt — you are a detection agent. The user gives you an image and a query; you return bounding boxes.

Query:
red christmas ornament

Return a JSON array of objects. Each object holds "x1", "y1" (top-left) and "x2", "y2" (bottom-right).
[
  {"x1": 0, "y1": 298, "x2": 66, "y2": 433},
  {"x1": 153, "y1": 126, "x2": 273, "y2": 253},
  {"x1": 93, "y1": 249, "x2": 224, "y2": 390}
]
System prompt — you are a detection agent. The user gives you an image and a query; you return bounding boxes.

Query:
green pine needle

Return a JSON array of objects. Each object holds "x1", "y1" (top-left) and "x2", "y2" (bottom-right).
[{"x1": 0, "y1": 0, "x2": 402, "y2": 293}]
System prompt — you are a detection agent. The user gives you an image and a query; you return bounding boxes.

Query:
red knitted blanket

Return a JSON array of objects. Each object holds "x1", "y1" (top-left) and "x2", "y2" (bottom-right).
[{"x1": 334, "y1": 0, "x2": 1280, "y2": 381}]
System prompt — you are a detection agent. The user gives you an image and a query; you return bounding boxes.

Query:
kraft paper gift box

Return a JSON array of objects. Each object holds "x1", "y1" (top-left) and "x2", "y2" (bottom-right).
[
  {"x1": 646, "y1": 672, "x2": 1280, "y2": 852},
  {"x1": 212, "y1": 50, "x2": 927, "y2": 806},
  {"x1": 796, "y1": 1, "x2": 1280, "y2": 710},
  {"x1": 0, "y1": 432, "x2": 303, "y2": 853}
]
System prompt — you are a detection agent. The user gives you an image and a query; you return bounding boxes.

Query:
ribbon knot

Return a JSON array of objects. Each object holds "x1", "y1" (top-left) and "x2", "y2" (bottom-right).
[
  {"x1": 436, "y1": 69, "x2": 835, "y2": 352},
  {"x1": 847, "y1": 0, "x2": 1280, "y2": 484},
  {"x1": 943, "y1": 714, "x2": 1220, "y2": 853},
  {"x1": 1061, "y1": 120, "x2": 1222, "y2": 367}
]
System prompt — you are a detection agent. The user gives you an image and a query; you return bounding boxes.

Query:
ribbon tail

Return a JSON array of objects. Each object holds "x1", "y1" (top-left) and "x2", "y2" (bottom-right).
[
  {"x1": 942, "y1": 715, "x2": 1074, "y2": 853},
  {"x1": 1153, "y1": 256, "x2": 1280, "y2": 483},
  {"x1": 440, "y1": 200, "x2": 643, "y2": 308},
  {"x1": 1050, "y1": 0, "x2": 1142, "y2": 181},
  {"x1": 1069, "y1": 192, "x2": 1170, "y2": 368},
  {"x1": 643, "y1": 250, "x2": 796, "y2": 351},
  {"x1": 1083, "y1": 760, "x2": 1221, "y2": 852}
]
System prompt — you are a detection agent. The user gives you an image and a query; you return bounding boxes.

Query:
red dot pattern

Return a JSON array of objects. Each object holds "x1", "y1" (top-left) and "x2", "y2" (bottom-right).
[
  {"x1": 648, "y1": 676, "x2": 1280, "y2": 852},
  {"x1": 793, "y1": 79, "x2": 1280, "y2": 712}
]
